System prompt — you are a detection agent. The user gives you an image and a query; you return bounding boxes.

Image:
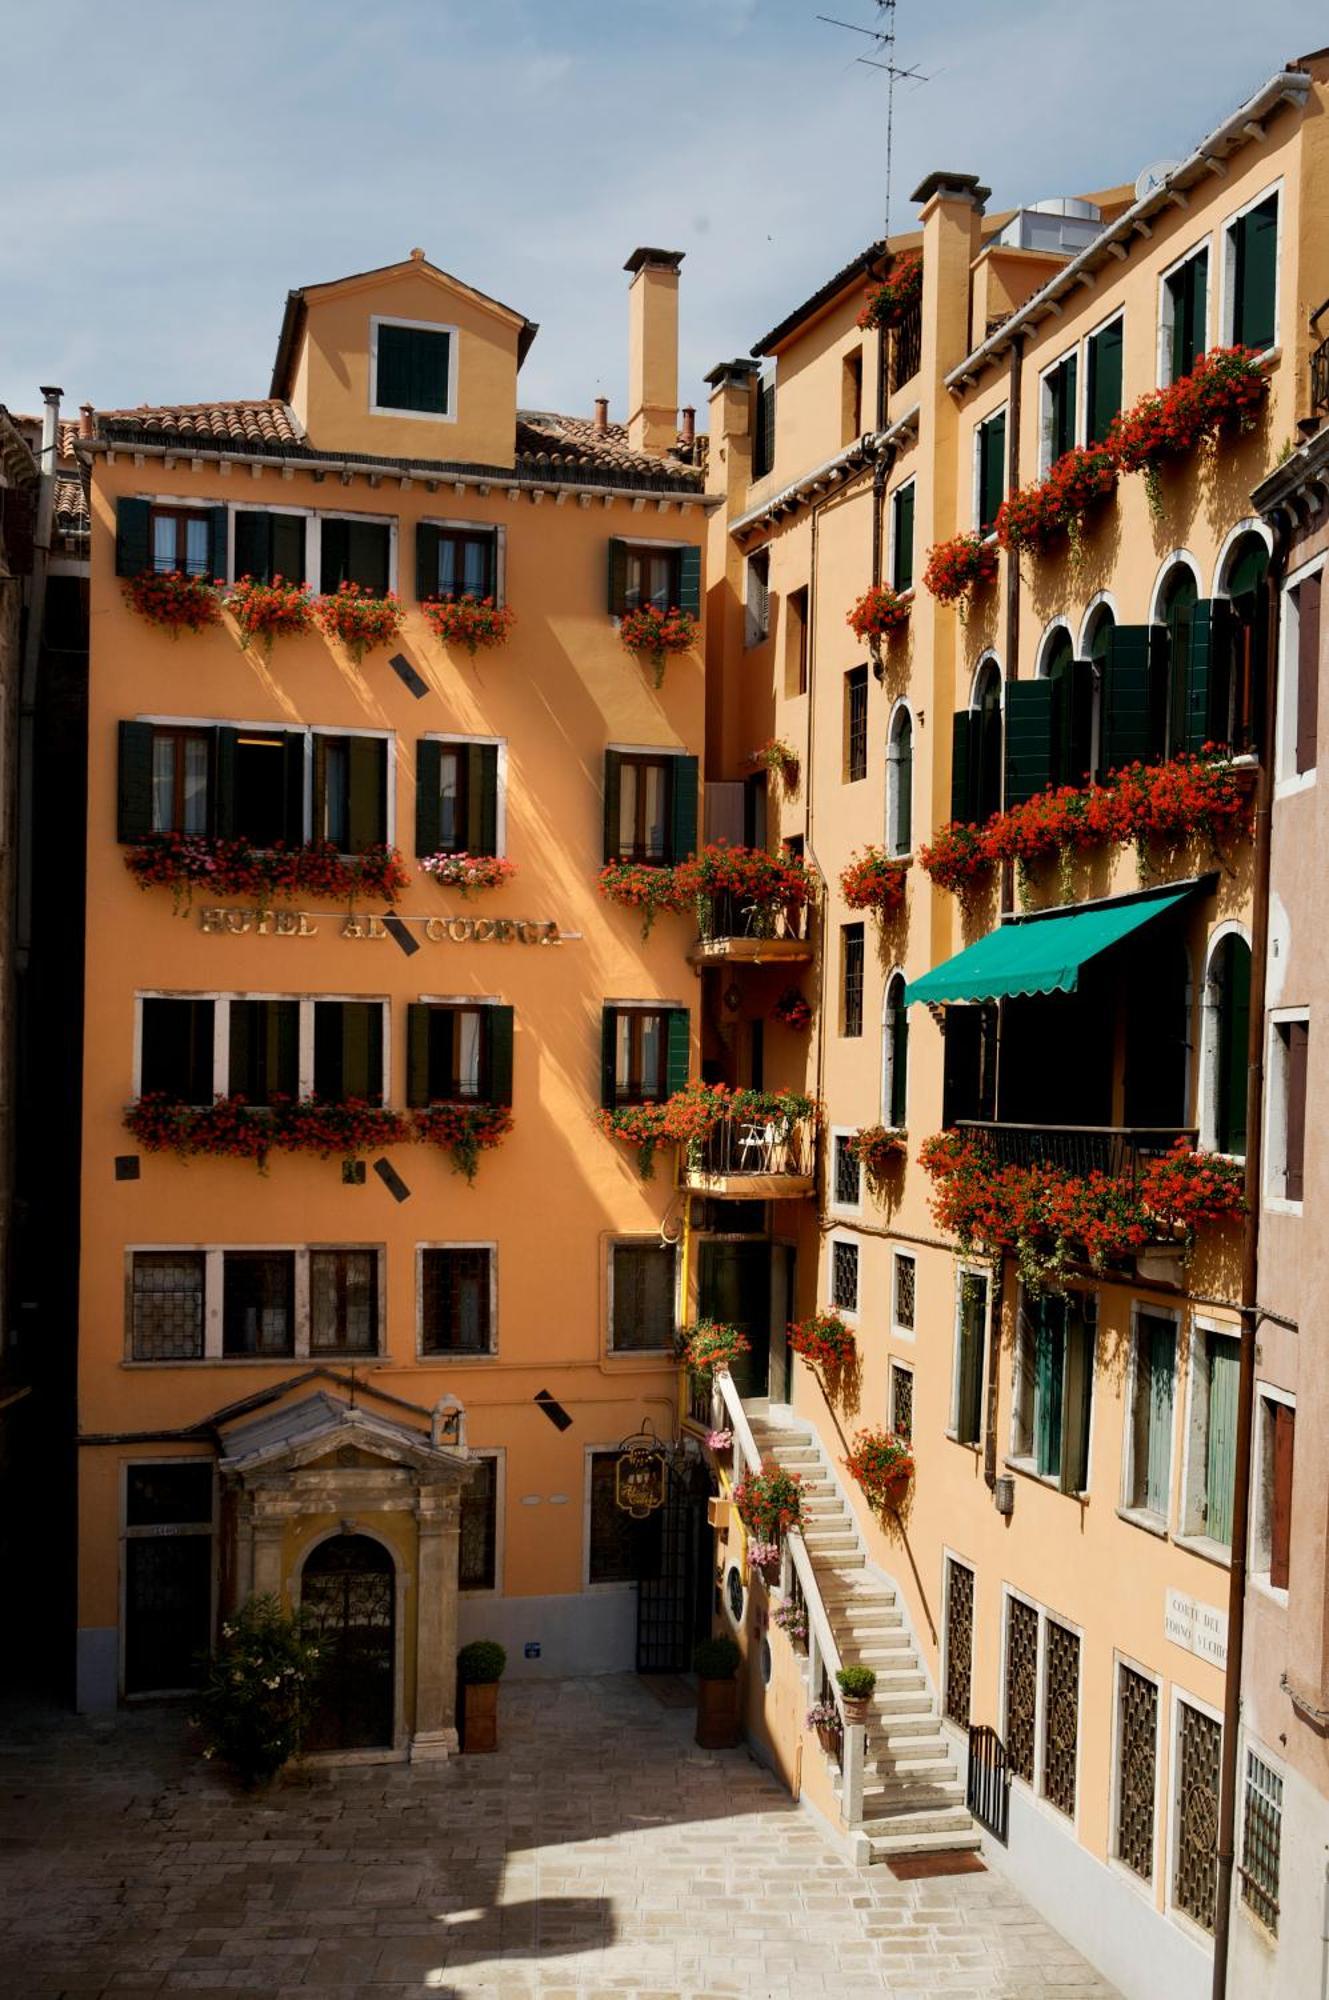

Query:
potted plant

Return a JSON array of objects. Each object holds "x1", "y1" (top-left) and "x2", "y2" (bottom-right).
[
  {"x1": 618, "y1": 603, "x2": 698, "y2": 686},
  {"x1": 732, "y1": 1463, "x2": 802, "y2": 1542},
  {"x1": 194, "y1": 1594, "x2": 322, "y2": 1788},
  {"x1": 420, "y1": 853, "x2": 518, "y2": 897},
  {"x1": 786, "y1": 1311, "x2": 856, "y2": 1373},
  {"x1": 693, "y1": 1634, "x2": 742, "y2": 1749},
  {"x1": 805, "y1": 1697, "x2": 840, "y2": 1752},
  {"x1": 856, "y1": 253, "x2": 922, "y2": 332},
  {"x1": 846, "y1": 584, "x2": 911, "y2": 645},
  {"x1": 680, "y1": 1319, "x2": 752, "y2": 1376},
  {"x1": 840, "y1": 847, "x2": 909, "y2": 920},
  {"x1": 422, "y1": 596, "x2": 516, "y2": 654},
  {"x1": 456, "y1": 1639, "x2": 507, "y2": 1752},
  {"x1": 226, "y1": 575, "x2": 314, "y2": 652},
  {"x1": 921, "y1": 531, "x2": 999, "y2": 616},
  {"x1": 772, "y1": 1598, "x2": 808, "y2": 1647},
  {"x1": 835, "y1": 1665, "x2": 877, "y2": 1725},
  {"x1": 772, "y1": 987, "x2": 813, "y2": 1031},
  {"x1": 748, "y1": 737, "x2": 800, "y2": 796},
  {"x1": 843, "y1": 1427, "x2": 916, "y2": 1509},
  {"x1": 123, "y1": 569, "x2": 223, "y2": 634},
  {"x1": 313, "y1": 581, "x2": 405, "y2": 662}
]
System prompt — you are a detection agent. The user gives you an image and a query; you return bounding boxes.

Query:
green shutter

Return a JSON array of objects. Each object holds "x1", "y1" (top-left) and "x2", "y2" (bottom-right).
[
  {"x1": 950, "y1": 710, "x2": 980, "y2": 822},
  {"x1": 320, "y1": 518, "x2": 349, "y2": 593},
  {"x1": 233, "y1": 509, "x2": 271, "y2": 583},
  {"x1": 668, "y1": 754, "x2": 699, "y2": 862},
  {"x1": 1004, "y1": 679, "x2": 1054, "y2": 807},
  {"x1": 466, "y1": 744, "x2": 499, "y2": 857},
  {"x1": 956, "y1": 1280, "x2": 983, "y2": 1445},
  {"x1": 1216, "y1": 939, "x2": 1251, "y2": 1156},
  {"x1": 207, "y1": 506, "x2": 229, "y2": 583},
  {"x1": 1234, "y1": 196, "x2": 1278, "y2": 351},
  {"x1": 1060, "y1": 1303, "x2": 1094, "y2": 1496},
  {"x1": 893, "y1": 483, "x2": 915, "y2": 592},
  {"x1": 600, "y1": 1008, "x2": 618, "y2": 1110},
  {"x1": 406, "y1": 1004, "x2": 431, "y2": 1108},
  {"x1": 415, "y1": 740, "x2": 442, "y2": 857},
  {"x1": 1183, "y1": 599, "x2": 1234, "y2": 752},
  {"x1": 117, "y1": 721, "x2": 156, "y2": 842},
  {"x1": 346, "y1": 738, "x2": 384, "y2": 853},
  {"x1": 416, "y1": 522, "x2": 441, "y2": 602},
  {"x1": 678, "y1": 544, "x2": 701, "y2": 618},
  {"x1": 1206, "y1": 1335, "x2": 1240, "y2": 1544},
  {"x1": 487, "y1": 1006, "x2": 515, "y2": 1107},
  {"x1": 1034, "y1": 1298, "x2": 1065, "y2": 1479},
  {"x1": 889, "y1": 988, "x2": 909, "y2": 1130},
  {"x1": 1145, "y1": 1320, "x2": 1175, "y2": 1516},
  {"x1": 1088, "y1": 320, "x2": 1124, "y2": 444},
  {"x1": 1052, "y1": 659, "x2": 1095, "y2": 788},
  {"x1": 213, "y1": 727, "x2": 238, "y2": 837},
  {"x1": 602, "y1": 749, "x2": 623, "y2": 862},
  {"x1": 607, "y1": 538, "x2": 629, "y2": 617},
  {"x1": 665, "y1": 1009, "x2": 690, "y2": 1096},
  {"x1": 1102, "y1": 626, "x2": 1161, "y2": 772},
  {"x1": 115, "y1": 498, "x2": 151, "y2": 578},
  {"x1": 282, "y1": 733, "x2": 306, "y2": 845},
  {"x1": 980, "y1": 411, "x2": 1006, "y2": 532}
]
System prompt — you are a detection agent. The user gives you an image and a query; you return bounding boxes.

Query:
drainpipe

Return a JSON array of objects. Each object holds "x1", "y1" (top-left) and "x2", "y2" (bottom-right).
[
  {"x1": 1211, "y1": 508, "x2": 1287, "y2": 2000},
  {"x1": 16, "y1": 386, "x2": 60, "y2": 974},
  {"x1": 869, "y1": 444, "x2": 898, "y2": 683}
]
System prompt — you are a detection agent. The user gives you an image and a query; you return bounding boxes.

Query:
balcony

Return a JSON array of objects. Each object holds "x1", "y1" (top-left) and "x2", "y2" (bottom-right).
[
  {"x1": 688, "y1": 891, "x2": 813, "y2": 966},
  {"x1": 955, "y1": 1120, "x2": 1197, "y2": 1185},
  {"x1": 682, "y1": 1108, "x2": 817, "y2": 1199}
]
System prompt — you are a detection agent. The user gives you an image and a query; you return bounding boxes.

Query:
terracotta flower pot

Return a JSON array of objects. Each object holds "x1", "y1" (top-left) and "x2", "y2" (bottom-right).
[
  {"x1": 460, "y1": 1680, "x2": 499, "y2": 1753},
  {"x1": 694, "y1": 1674, "x2": 740, "y2": 1750},
  {"x1": 840, "y1": 1694, "x2": 872, "y2": 1726}
]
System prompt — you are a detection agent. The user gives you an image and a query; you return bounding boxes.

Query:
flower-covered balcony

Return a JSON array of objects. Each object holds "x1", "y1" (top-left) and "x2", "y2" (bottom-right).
[
  {"x1": 681, "y1": 1094, "x2": 817, "y2": 1199},
  {"x1": 679, "y1": 842, "x2": 817, "y2": 965}
]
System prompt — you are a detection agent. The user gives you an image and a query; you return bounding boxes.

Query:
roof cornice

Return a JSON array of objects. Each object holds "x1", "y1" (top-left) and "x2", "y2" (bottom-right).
[{"x1": 729, "y1": 405, "x2": 920, "y2": 539}]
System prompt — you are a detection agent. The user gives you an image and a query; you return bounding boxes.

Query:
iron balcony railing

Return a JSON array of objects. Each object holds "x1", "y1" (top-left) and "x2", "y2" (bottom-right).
[
  {"x1": 686, "y1": 1111, "x2": 817, "y2": 1184},
  {"x1": 1312, "y1": 333, "x2": 1329, "y2": 415},
  {"x1": 955, "y1": 1120, "x2": 1197, "y2": 1186},
  {"x1": 890, "y1": 301, "x2": 922, "y2": 392},
  {"x1": 696, "y1": 891, "x2": 810, "y2": 945}
]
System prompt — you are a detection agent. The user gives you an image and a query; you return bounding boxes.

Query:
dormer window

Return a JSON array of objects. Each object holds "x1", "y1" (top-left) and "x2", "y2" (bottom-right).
[{"x1": 370, "y1": 315, "x2": 458, "y2": 419}]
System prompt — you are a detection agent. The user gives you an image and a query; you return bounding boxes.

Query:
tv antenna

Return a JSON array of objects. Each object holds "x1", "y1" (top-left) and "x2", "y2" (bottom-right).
[{"x1": 818, "y1": 1, "x2": 930, "y2": 240}]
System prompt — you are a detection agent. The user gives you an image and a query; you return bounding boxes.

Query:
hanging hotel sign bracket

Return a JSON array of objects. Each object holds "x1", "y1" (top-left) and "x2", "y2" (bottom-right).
[{"x1": 614, "y1": 1419, "x2": 669, "y2": 1519}]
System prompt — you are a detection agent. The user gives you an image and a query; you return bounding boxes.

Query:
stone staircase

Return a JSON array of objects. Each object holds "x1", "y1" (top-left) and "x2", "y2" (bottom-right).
[{"x1": 748, "y1": 1410, "x2": 980, "y2": 1865}]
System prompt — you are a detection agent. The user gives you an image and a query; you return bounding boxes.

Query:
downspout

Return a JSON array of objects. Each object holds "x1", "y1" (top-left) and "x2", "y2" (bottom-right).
[
  {"x1": 16, "y1": 386, "x2": 60, "y2": 974},
  {"x1": 869, "y1": 444, "x2": 898, "y2": 684},
  {"x1": 1211, "y1": 507, "x2": 1287, "y2": 2000},
  {"x1": 985, "y1": 334, "x2": 1023, "y2": 1488}
]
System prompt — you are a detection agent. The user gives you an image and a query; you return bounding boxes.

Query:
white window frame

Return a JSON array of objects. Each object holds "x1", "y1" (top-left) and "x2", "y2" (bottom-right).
[
  {"x1": 1082, "y1": 307, "x2": 1126, "y2": 444},
  {"x1": 828, "y1": 1232, "x2": 860, "y2": 1322},
  {"x1": 1198, "y1": 921, "x2": 1252, "y2": 1157},
  {"x1": 1107, "y1": 1650, "x2": 1165, "y2": 1894},
  {"x1": 133, "y1": 715, "x2": 395, "y2": 852},
  {"x1": 1264, "y1": 1007, "x2": 1309, "y2": 1214},
  {"x1": 1006, "y1": 1285, "x2": 1098, "y2": 1493},
  {"x1": 133, "y1": 991, "x2": 392, "y2": 1105},
  {"x1": 1166, "y1": 1687, "x2": 1225, "y2": 1939},
  {"x1": 222, "y1": 500, "x2": 314, "y2": 588},
  {"x1": 885, "y1": 698, "x2": 914, "y2": 858},
  {"x1": 972, "y1": 405, "x2": 1008, "y2": 534},
  {"x1": 828, "y1": 1126, "x2": 863, "y2": 1217},
  {"x1": 415, "y1": 1240, "x2": 499, "y2": 1361},
  {"x1": 1157, "y1": 239, "x2": 1212, "y2": 388},
  {"x1": 1219, "y1": 180, "x2": 1282, "y2": 351},
  {"x1": 1176, "y1": 1314, "x2": 1242, "y2": 1561},
  {"x1": 417, "y1": 516, "x2": 507, "y2": 607},
  {"x1": 307, "y1": 507, "x2": 400, "y2": 595},
  {"x1": 1250, "y1": 1380, "x2": 1294, "y2": 1602},
  {"x1": 124, "y1": 1244, "x2": 385, "y2": 1364},
  {"x1": 458, "y1": 1445, "x2": 505, "y2": 1598},
  {"x1": 890, "y1": 1248, "x2": 917, "y2": 1343},
  {"x1": 1275, "y1": 552, "x2": 1324, "y2": 795},
  {"x1": 1037, "y1": 346, "x2": 1080, "y2": 476},
  {"x1": 419, "y1": 731, "x2": 510, "y2": 855},
  {"x1": 369, "y1": 313, "x2": 460, "y2": 423},
  {"x1": 1118, "y1": 1300, "x2": 1180, "y2": 1536},
  {"x1": 119, "y1": 1456, "x2": 218, "y2": 1698},
  {"x1": 948, "y1": 1262, "x2": 988, "y2": 1446},
  {"x1": 888, "y1": 476, "x2": 916, "y2": 593},
  {"x1": 605, "y1": 1235, "x2": 680, "y2": 1356}
]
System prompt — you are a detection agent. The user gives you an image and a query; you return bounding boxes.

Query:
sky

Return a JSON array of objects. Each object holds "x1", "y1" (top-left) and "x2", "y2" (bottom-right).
[{"x1": 2, "y1": 0, "x2": 1324, "y2": 426}]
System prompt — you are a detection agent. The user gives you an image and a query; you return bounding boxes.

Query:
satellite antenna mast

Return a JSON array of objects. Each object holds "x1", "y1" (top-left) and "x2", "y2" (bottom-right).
[{"x1": 817, "y1": 1, "x2": 929, "y2": 240}]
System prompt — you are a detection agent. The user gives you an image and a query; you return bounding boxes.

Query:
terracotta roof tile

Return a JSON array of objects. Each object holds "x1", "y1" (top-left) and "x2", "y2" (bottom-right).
[
  {"x1": 54, "y1": 474, "x2": 90, "y2": 542},
  {"x1": 98, "y1": 399, "x2": 304, "y2": 447},
  {"x1": 515, "y1": 410, "x2": 702, "y2": 482}
]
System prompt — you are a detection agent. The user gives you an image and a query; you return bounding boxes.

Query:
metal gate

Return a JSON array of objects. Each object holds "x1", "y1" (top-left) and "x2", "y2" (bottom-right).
[
  {"x1": 967, "y1": 1725, "x2": 1010, "y2": 1844},
  {"x1": 636, "y1": 1458, "x2": 712, "y2": 1673},
  {"x1": 301, "y1": 1533, "x2": 395, "y2": 1751}
]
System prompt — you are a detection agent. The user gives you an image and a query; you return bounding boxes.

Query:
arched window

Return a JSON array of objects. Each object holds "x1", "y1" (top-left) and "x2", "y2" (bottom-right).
[
  {"x1": 1037, "y1": 623, "x2": 1093, "y2": 790},
  {"x1": 1156, "y1": 564, "x2": 1198, "y2": 760},
  {"x1": 1203, "y1": 931, "x2": 1252, "y2": 1156},
  {"x1": 1220, "y1": 533, "x2": 1270, "y2": 756},
  {"x1": 886, "y1": 705, "x2": 913, "y2": 856},
  {"x1": 883, "y1": 972, "x2": 909, "y2": 1131},
  {"x1": 1039, "y1": 624, "x2": 1074, "y2": 680},
  {"x1": 973, "y1": 659, "x2": 1003, "y2": 820},
  {"x1": 1083, "y1": 604, "x2": 1115, "y2": 779}
]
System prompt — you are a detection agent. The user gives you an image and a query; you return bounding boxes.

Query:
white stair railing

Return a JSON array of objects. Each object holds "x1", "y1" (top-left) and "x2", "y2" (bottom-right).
[{"x1": 713, "y1": 1367, "x2": 866, "y2": 1829}]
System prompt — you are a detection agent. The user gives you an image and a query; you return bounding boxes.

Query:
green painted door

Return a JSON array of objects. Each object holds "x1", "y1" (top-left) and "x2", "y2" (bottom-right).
[{"x1": 697, "y1": 1241, "x2": 771, "y2": 1401}]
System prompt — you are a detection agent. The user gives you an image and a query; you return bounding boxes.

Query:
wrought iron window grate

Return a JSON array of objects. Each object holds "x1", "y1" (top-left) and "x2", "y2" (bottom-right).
[
  {"x1": 1174, "y1": 1702, "x2": 1221, "y2": 1933},
  {"x1": 945, "y1": 1559, "x2": 974, "y2": 1728},
  {"x1": 833, "y1": 1134, "x2": 861, "y2": 1206},
  {"x1": 891, "y1": 1364, "x2": 913, "y2": 1441},
  {"x1": 1041, "y1": 1618, "x2": 1080, "y2": 1818},
  {"x1": 1115, "y1": 1665, "x2": 1158, "y2": 1879},
  {"x1": 831, "y1": 1239, "x2": 859, "y2": 1313},
  {"x1": 894, "y1": 1251, "x2": 916, "y2": 1332},
  {"x1": 131, "y1": 1252, "x2": 205, "y2": 1361},
  {"x1": 1239, "y1": 1749, "x2": 1282, "y2": 1933}
]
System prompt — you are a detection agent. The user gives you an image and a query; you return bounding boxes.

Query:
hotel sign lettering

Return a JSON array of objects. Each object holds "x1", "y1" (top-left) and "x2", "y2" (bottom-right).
[{"x1": 198, "y1": 906, "x2": 573, "y2": 946}]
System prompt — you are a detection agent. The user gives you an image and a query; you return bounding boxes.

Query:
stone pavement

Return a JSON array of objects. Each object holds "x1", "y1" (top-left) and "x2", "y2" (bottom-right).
[{"x1": 0, "y1": 1674, "x2": 1119, "y2": 1999}]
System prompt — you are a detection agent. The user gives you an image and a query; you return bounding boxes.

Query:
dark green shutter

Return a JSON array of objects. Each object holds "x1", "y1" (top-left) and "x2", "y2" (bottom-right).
[
  {"x1": 1052, "y1": 659, "x2": 1095, "y2": 788},
  {"x1": 320, "y1": 518, "x2": 348, "y2": 593},
  {"x1": 213, "y1": 727, "x2": 238, "y2": 837},
  {"x1": 1060, "y1": 1303, "x2": 1094, "y2": 1495},
  {"x1": 415, "y1": 740, "x2": 442, "y2": 856},
  {"x1": 117, "y1": 721, "x2": 156, "y2": 842},
  {"x1": 603, "y1": 749, "x2": 624, "y2": 862},
  {"x1": 1087, "y1": 319, "x2": 1124, "y2": 443},
  {"x1": 607, "y1": 538, "x2": 629, "y2": 616},
  {"x1": 346, "y1": 738, "x2": 384, "y2": 853},
  {"x1": 668, "y1": 755, "x2": 699, "y2": 862},
  {"x1": 979, "y1": 411, "x2": 1006, "y2": 532},
  {"x1": 487, "y1": 1006, "x2": 514, "y2": 1107},
  {"x1": 665, "y1": 1009, "x2": 690, "y2": 1095},
  {"x1": 600, "y1": 1008, "x2": 618, "y2": 1110},
  {"x1": 233, "y1": 509, "x2": 271, "y2": 583},
  {"x1": 465, "y1": 744, "x2": 499, "y2": 857},
  {"x1": 893, "y1": 483, "x2": 915, "y2": 592},
  {"x1": 1216, "y1": 939, "x2": 1251, "y2": 1156},
  {"x1": 416, "y1": 522, "x2": 441, "y2": 601},
  {"x1": 349, "y1": 521, "x2": 390, "y2": 596},
  {"x1": 1004, "y1": 680, "x2": 1054, "y2": 807},
  {"x1": 1206, "y1": 1337, "x2": 1240, "y2": 1543},
  {"x1": 1034, "y1": 1299, "x2": 1064, "y2": 1479},
  {"x1": 282, "y1": 733, "x2": 306, "y2": 844},
  {"x1": 1102, "y1": 627, "x2": 1162, "y2": 772},
  {"x1": 1234, "y1": 196, "x2": 1278, "y2": 351},
  {"x1": 207, "y1": 506, "x2": 229, "y2": 582},
  {"x1": 956, "y1": 1280, "x2": 983, "y2": 1446},
  {"x1": 950, "y1": 710, "x2": 980, "y2": 822},
  {"x1": 678, "y1": 544, "x2": 701, "y2": 617},
  {"x1": 406, "y1": 1005, "x2": 431, "y2": 1108},
  {"x1": 115, "y1": 498, "x2": 151, "y2": 578},
  {"x1": 1184, "y1": 599, "x2": 1234, "y2": 752},
  {"x1": 889, "y1": 985, "x2": 909, "y2": 1129}
]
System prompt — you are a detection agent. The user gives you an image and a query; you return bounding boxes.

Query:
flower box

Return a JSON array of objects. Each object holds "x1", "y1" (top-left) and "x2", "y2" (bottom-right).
[
  {"x1": 850, "y1": 1124, "x2": 908, "y2": 1192},
  {"x1": 123, "y1": 1092, "x2": 512, "y2": 1181},
  {"x1": 1107, "y1": 346, "x2": 1268, "y2": 518},
  {"x1": 618, "y1": 604, "x2": 698, "y2": 686},
  {"x1": 413, "y1": 1101, "x2": 513, "y2": 1183},
  {"x1": 748, "y1": 738, "x2": 800, "y2": 795},
  {"x1": 847, "y1": 585, "x2": 911, "y2": 645},
  {"x1": 123, "y1": 834, "x2": 410, "y2": 907},
  {"x1": 840, "y1": 847, "x2": 909, "y2": 919},
  {"x1": 844, "y1": 1426, "x2": 915, "y2": 1509},
  {"x1": 857, "y1": 255, "x2": 922, "y2": 332},
  {"x1": 226, "y1": 575, "x2": 313, "y2": 651},
  {"x1": 787, "y1": 1311, "x2": 855, "y2": 1372},
  {"x1": 123, "y1": 570, "x2": 222, "y2": 634},
  {"x1": 422, "y1": 597, "x2": 516, "y2": 654},
  {"x1": 313, "y1": 582, "x2": 405, "y2": 662},
  {"x1": 596, "y1": 861, "x2": 688, "y2": 939},
  {"x1": 996, "y1": 444, "x2": 1118, "y2": 557},
  {"x1": 420, "y1": 852, "x2": 517, "y2": 896},
  {"x1": 922, "y1": 531, "x2": 999, "y2": 610},
  {"x1": 674, "y1": 842, "x2": 817, "y2": 943},
  {"x1": 733, "y1": 1463, "x2": 802, "y2": 1542}
]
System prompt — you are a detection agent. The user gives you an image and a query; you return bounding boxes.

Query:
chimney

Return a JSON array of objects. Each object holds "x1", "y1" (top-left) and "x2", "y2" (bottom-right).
[
  {"x1": 79, "y1": 402, "x2": 95, "y2": 441},
  {"x1": 593, "y1": 396, "x2": 609, "y2": 435},
  {"x1": 624, "y1": 247, "x2": 684, "y2": 456},
  {"x1": 680, "y1": 405, "x2": 696, "y2": 448}
]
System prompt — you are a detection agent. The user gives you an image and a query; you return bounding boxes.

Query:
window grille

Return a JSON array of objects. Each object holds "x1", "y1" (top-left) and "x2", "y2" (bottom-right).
[
  {"x1": 1115, "y1": 1665, "x2": 1158, "y2": 1880},
  {"x1": 893, "y1": 1252, "x2": 916, "y2": 1332},
  {"x1": 1041, "y1": 1618, "x2": 1080, "y2": 1817},
  {"x1": 846, "y1": 666, "x2": 868, "y2": 782},
  {"x1": 891, "y1": 1364, "x2": 913, "y2": 1441},
  {"x1": 944, "y1": 1559, "x2": 974, "y2": 1727},
  {"x1": 420, "y1": 1248, "x2": 493, "y2": 1355},
  {"x1": 459, "y1": 1456, "x2": 498, "y2": 1591},
  {"x1": 131, "y1": 1253, "x2": 205, "y2": 1361},
  {"x1": 833, "y1": 1134, "x2": 860, "y2": 1206},
  {"x1": 309, "y1": 1250, "x2": 378, "y2": 1355},
  {"x1": 1005, "y1": 1597, "x2": 1039, "y2": 1783},
  {"x1": 842, "y1": 924, "x2": 864, "y2": 1038},
  {"x1": 831, "y1": 1240, "x2": 859, "y2": 1314},
  {"x1": 1239, "y1": 1750, "x2": 1282, "y2": 1933},
  {"x1": 610, "y1": 1243, "x2": 676, "y2": 1352},
  {"x1": 1174, "y1": 1702, "x2": 1222, "y2": 1932}
]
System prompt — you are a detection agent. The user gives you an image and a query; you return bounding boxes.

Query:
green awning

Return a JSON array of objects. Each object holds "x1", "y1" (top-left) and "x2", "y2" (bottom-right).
[{"x1": 904, "y1": 887, "x2": 1191, "y2": 1005}]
